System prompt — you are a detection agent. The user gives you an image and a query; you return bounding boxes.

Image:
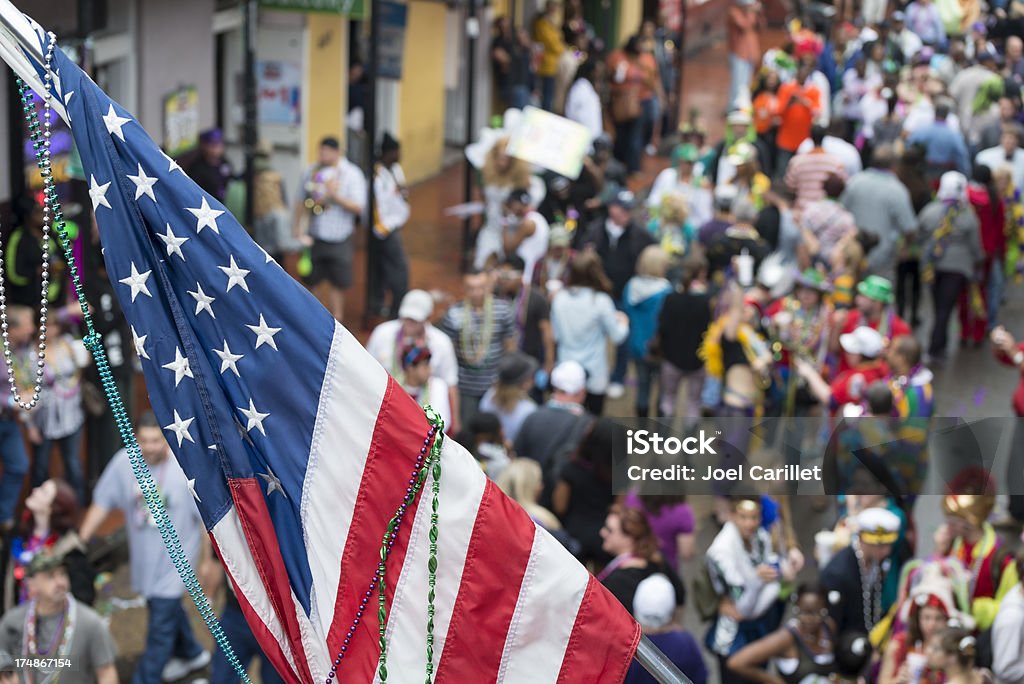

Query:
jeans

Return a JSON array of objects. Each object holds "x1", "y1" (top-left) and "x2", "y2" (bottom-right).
[
  {"x1": 133, "y1": 597, "x2": 205, "y2": 684},
  {"x1": 988, "y1": 257, "x2": 1006, "y2": 330},
  {"x1": 896, "y1": 259, "x2": 922, "y2": 325},
  {"x1": 504, "y1": 84, "x2": 531, "y2": 110},
  {"x1": 641, "y1": 97, "x2": 661, "y2": 147},
  {"x1": 659, "y1": 363, "x2": 705, "y2": 426},
  {"x1": 728, "y1": 54, "x2": 754, "y2": 111},
  {"x1": 634, "y1": 358, "x2": 660, "y2": 417},
  {"x1": 540, "y1": 76, "x2": 556, "y2": 112},
  {"x1": 32, "y1": 428, "x2": 84, "y2": 505},
  {"x1": 0, "y1": 419, "x2": 28, "y2": 524},
  {"x1": 211, "y1": 603, "x2": 284, "y2": 684},
  {"x1": 929, "y1": 270, "x2": 968, "y2": 357},
  {"x1": 614, "y1": 117, "x2": 644, "y2": 175}
]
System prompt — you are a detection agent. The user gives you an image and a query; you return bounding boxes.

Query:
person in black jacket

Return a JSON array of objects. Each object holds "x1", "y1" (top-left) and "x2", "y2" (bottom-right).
[
  {"x1": 657, "y1": 255, "x2": 712, "y2": 430},
  {"x1": 581, "y1": 190, "x2": 655, "y2": 396}
]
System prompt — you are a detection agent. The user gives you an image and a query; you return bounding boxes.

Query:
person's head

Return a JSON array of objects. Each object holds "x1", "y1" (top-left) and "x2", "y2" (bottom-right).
[
  {"x1": 5, "y1": 304, "x2": 35, "y2": 347},
  {"x1": 24, "y1": 551, "x2": 69, "y2": 609},
  {"x1": 633, "y1": 573, "x2": 678, "y2": 631},
  {"x1": 1002, "y1": 124, "x2": 1022, "y2": 154},
  {"x1": 400, "y1": 343, "x2": 432, "y2": 387},
  {"x1": 136, "y1": 411, "x2": 170, "y2": 464},
  {"x1": 318, "y1": 136, "x2": 342, "y2": 166},
  {"x1": 13, "y1": 193, "x2": 43, "y2": 232},
  {"x1": 567, "y1": 250, "x2": 613, "y2": 294},
  {"x1": 830, "y1": 233, "x2": 865, "y2": 275},
  {"x1": 943, "y1": 494, "x2": 993, "y2": 539},
  {"x1": 547, "y1": 224, "x2": 571, "y2": 259},
  {"x1": 839, "y1": 326, "x2": 884, "y2": 367},
  {"x1": 907, "y1": 594, "x2": 951, "y2": 646},
  {"x1": 572, "y1": 418, "x2": 621, "y2": 482},
  {"x1": 855, "y1": 507, "x2": 899, "y2": 564},
  {"x1": 794, "y1": 269, "x2": 829, "y2": 309},
  {"x1": 198, "y1": 128, "x2": 225, "y2": 163},
  {"x1": 680, "y1": 253, "x2": 708, "y2": 289},
  {"x1": 887, "y1": 334, "x2": 922, "y2": 376},
  {"x1": 544, "y1": 0, "x2": 560, "y2": 17},
  {"x1": 607, "y1": 191, "x2": 635, "y2": 226},
  {"x1": 635, "y1": 245, "x2": 670, "y2": 279},
  {"x1": 792, "y1": 583, "x2": 829, "y2": 635},
  {"x1": 349, "y1": 59, "x2": 365, "y2": 81},
  {"x1": 726, "y1": 109, "x2": 752, "y2": 139},
  {"x1": 504, "y1": 187, "x2": 533, "y2": 219},
  {"x1": 823, "y1": 172, "x2": 846, "y2": 201},
  {"x1": 999, "y1": 96, "x2": 1018, "y2": 122},
  {"x1": 927, "y1": 627, "x2": 977, "y2": 672},
  {"x1": 496, "y1": 458, "x2": 545, "y2": 506},
  {"x1": 870, "y1": 143, "x2": 896, "y2": 170},
  {"x1": 855, "y1": 275, "x2": 894, "y2": 321},
  {"x1": 463, "y1": 268, "x2": 491, "y2": 308},
  {"x1": 854, "y1": 55, "x2": 868, "y2": 78},
  {"x1": 810, "y1": 125, "x2": 827, "y2": 148},
  {"x1": 23, "y1": 479, "x2": 79, "y2": 534},
  {"x1": 659, "y1": 191, "x2": 689, "y2": 226},
  {"x1": 380, "y1": 132, "x2": 401, "y2": 166},
  {"x1": 574, "y1": 59, "x2": 598, "y2": 86},
  {"x1": 601, "y1": 504, "x2": 661, "y2": 561},
  {"x1": 493, "y1": 352, "x2": 538, "y2": 410},
  {"x1": 550, "y1": 360, "x2": 587, "y2": 404},
  {"x1": 731, "y1": 497, "x2": 763, "y2": 540},
  {"x1": 993, "y1": 164, "x2": 1014, "y2": 195},
  {"x1": 714, "y1": 184, "x2": 738, "y2": 216},
  {"x1": 497, "y1": 255, "x2": 526, "y2": 295},
  {"x1": 398, "y1": 289, "x2": 434, "y2": 338},
  {"x1": 865, "y1": 381, "x2": 894, "y2": 416},
  {"x1": 934, "y1": 100, "x2": 951, "y2": 121},
  {"x1": 732, "y1": 198, "x2": 759, "y2": 225},
  {"x1": 1009, "y1": 36, "x2": 1024, "y2": 62}
]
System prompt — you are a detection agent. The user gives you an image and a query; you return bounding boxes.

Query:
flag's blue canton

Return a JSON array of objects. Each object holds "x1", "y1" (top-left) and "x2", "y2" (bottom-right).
[{"x1": 40, "y1": 36, "x2": 338, "y2": 615}]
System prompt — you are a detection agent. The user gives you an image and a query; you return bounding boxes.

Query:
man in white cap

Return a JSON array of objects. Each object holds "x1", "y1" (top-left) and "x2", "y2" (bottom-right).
[
  {"x1": 708, "y1": 110, "x2": 770, "y2": 188},
  {"x1": 366, "y1": 289, "x2": 461, "y2": 432},
  {"x1": 513, "y1": 360, "x2": 594, "y2": 505},
  {"x1": 820, "y1": 507, "x2": 904, "y2": 634},
  {"x1": 796, "y1": 326, "x2": 890, "y2": 416},
  {"x1": 625, "y1": 574, "x2": 708, "y2": 684}
]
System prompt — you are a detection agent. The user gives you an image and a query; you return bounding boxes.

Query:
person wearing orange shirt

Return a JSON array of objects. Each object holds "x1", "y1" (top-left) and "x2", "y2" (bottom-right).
[{"x1": 775, "y1": 63, "x2": 822, "y2": 178}]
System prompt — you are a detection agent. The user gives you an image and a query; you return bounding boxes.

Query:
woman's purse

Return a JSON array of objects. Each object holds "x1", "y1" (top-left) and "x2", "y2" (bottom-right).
[{"x1": 611, "y1": 84, "x2": 641, "y2": 123}]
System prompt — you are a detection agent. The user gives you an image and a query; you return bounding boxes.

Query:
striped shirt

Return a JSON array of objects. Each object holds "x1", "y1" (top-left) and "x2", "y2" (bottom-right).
[
  {"x1": 440, "y1": 298, "x2": 516, "y2": 396},
  {"x1": 799, "y1": 198, "x2": 858, "y2": 261},
  {"x1": 298, "y1": 157, "x2": 367, "y2": 243},
  {"x1": 784, "y1": 149, "x2": 847, "y2": 208}
]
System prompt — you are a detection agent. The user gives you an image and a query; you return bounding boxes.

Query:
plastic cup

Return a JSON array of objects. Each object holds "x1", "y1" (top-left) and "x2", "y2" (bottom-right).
[
  {"x1": 737, "y1": 250, "x2": 754, "y2": 287},
  {"x1": 906, "y1": 652, "x2": 927, "y2": 684}
]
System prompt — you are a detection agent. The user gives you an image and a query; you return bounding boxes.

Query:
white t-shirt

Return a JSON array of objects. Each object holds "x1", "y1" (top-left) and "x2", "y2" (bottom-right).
[
  {"x1": 516, "y1": 210, "x2": 550, "y2": 284},
  {"x1": 365, "y1": 319, "x2": 459, "y2": 388},
  {"x1": 406, "y1": 376, "x2": 453, "y2": 433},
  {"x1": 565, "y1": 79, "x2": 603, "y2": 141}
]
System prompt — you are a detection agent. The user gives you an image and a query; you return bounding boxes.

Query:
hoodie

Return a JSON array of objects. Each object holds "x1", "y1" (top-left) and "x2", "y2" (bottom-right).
[
  {"x1": 968, "y1": 184, "x2": 1008, "y2": 258},
  {"x1": 623, "y1": 276, "x2": 672, "y2": 360}
]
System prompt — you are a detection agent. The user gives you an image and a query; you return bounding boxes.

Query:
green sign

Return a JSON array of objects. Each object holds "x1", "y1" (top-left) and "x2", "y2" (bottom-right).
[{"x1": 259, "y1": 0, "x2": 366, "y2": 18}]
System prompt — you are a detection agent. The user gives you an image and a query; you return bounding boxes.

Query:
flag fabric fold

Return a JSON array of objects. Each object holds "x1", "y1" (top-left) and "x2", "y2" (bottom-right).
[{"x1": 18, "y1": 18, "x2": 640, "y2": 684}]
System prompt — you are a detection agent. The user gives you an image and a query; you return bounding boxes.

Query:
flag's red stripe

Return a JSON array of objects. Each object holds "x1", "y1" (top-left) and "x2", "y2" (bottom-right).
[
  {"x1": 210, "y1": 535, "x2": 298, "y2": 683},
  {"x1": 556, "y1": 576, "x2": 641, "y2": 684},
  {"x1": 434, "y1": 479, "x2": 536, "y2": 683},
  {"x1": 327, "y1": 377, "x2": 432, "y2": 679},
  {"x1": 230, "y1": 479, "x2": 315, "y2": 683}
]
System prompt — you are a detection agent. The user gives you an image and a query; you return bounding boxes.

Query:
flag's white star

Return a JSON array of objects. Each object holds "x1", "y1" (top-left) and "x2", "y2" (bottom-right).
[
  {"x1": 258, "y1": 468, "x2": 286, "y2": 498},
  {"x1": 89, "y1": 175, "x2": 111, "y2": 211},
  {"x1": 186, "y1": 197, "x2": 224, "y2": 234},
  {"x1": 127, "y1": 163, "x2": 158, "y2": 202},
  {"x1": 219, "y1": 256, "x2": 250, "y2": 293},
  {"x1": 188, "y1": 283, "x2": 216, "y2": 319},
  {"x1": 161, "y1": 347, "x2": 194, "y2": 387},
  {"x1": 186, "y1": 478, "x2": 201, "y2": 503},
  {"x1": 163, "y1": 151, "x2": 182, "y2": 173},
  {"x1": 131, "y1": 326, "x2": 149, "y2": 360},
  {"x1": 208, "y1": 444, "x2": 217, "y2": 451},
  {"x1": 118, "y1": 263, "x2": 152, "y2": 302},
  {"x1": 102, "y1": 103, "x2": 131, "y2": 141},
  {"x1": 213, "y1": 340, "x2": 244, "y2": 376},
  {"x1": 164, "y1": 410, "x2": 195, "y2": 447},
  {"x1": 246, "y1": 315, "x2": 281, "y2": 351},
  {"x1": 157, "y1": 224, "x2": 188, "y2": 261},
  {"x1": 237, "y1": 399, "x2": 270, "y2": 436}
]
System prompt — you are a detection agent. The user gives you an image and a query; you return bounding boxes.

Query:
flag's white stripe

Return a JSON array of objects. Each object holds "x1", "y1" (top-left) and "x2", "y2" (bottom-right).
[
  {"x1": 300, "y1": 322, "x2": 388, "y2": 639},
  {"x1": 496, "y1": 527, "x2": 590, "y2": 683},
  {"x1": 373, "y1": 438, "x2": 488, "y2": 684},
  {"x1": 212, "y1": 512, "x2": 302, "y2": 682}
]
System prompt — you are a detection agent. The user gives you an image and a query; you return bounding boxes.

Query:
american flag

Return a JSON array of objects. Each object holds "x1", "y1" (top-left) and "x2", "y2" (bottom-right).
[{"x1": 20, "y1": 18, "x2": 640, "y2": 683}]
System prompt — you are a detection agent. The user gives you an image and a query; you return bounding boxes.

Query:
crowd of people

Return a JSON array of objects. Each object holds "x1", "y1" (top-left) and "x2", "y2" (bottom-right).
[{"x1": 6, "y1": 0, "x2": 1024, "y2": 681}]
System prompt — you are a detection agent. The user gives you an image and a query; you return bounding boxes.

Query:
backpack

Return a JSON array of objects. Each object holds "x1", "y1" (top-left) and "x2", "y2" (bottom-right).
[{"x1": 691, "y1": 561, "x2": 721, "y2": 623}]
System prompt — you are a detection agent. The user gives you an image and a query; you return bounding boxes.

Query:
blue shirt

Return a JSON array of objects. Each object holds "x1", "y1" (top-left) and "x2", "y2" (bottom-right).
[{"x1": 908, "y1": 121, "x2": 970, "y2": 173}]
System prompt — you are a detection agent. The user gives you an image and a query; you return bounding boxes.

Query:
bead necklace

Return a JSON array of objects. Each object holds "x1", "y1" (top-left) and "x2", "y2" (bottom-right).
[
  {"x1": 23, "y1": 596, "x2": 76, "y2": 684},
  {"x1": 459, "y1": 296, "x2": 495, "y2": 367},
  {"x1": 853, "y1": 538, "x2": 884, "y2": 630},
  {"x1": 0, "y1": 35, "x2": 58, "y2": 411}
]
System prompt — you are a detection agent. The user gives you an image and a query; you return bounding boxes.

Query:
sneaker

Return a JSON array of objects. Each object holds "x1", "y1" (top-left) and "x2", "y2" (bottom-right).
[
  {"x1": 606, "y1": 383, "x2": 625, "y2": 399},
  {"x1": 162, "y1": 650, "x2": 211, "y2": 682}
]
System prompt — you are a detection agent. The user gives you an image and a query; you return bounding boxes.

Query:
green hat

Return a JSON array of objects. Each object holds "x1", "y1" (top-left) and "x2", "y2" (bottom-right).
[
  {"x1": 26, "y1": 549, "x2": 66, "y2": 577},
  {"x1": 856, "y1": 275, "x2": 895, "y2": 304},
  {"x1": 672, "y1": 143, "x2": 699, "y2": 165},
  {"x1": 795, "y1": 268, "x2": 832, "y2": 292}
]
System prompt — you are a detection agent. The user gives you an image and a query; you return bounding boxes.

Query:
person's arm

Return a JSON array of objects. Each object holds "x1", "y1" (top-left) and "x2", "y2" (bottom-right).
[
  {"x1": 676, "y1": 532, "x2": 697, "y2": 561},
  {"x1": 794, "y1": 357, "x2": 832, "y2": 405},
  {"x1": 878, "y1": 639, "x2": 908, "y2": 684},
  {"x1": 540, "y1": 318, "x2": 555, "y2": 377},
  {"x1": 504, "y1": 216, "x2": 537, "y2": 253},
  {"x1": 79, "y1": 503, "x2": 111, "y2": 544},
  {"x1": 726, "y1": 629, "x2": 792, "y2": 684},
  {"x1": 447, "y1": 386, "x2": 461, "y2": 436},
  {"x1": 956, "y1": 138, "x2": 971, "y2": 176},
  {"x1": 331, "y1": 169, "x2": 367, "y2": 216},
  {"x1": 551, "y1": 480, "x2": 571, "y2": 517},
  {"x1": 95, "y1": 664, "x2": 118, "y2": 684},
  {"x1": 992, "y1": 610, "x2": 1024, "y2": 682},
  {"x1": 599, "y1": 295, "x2": 630, "y2": 345}
]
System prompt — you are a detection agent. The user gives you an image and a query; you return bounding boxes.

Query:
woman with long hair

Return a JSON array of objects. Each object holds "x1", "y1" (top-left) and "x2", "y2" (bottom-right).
[
  {"x1": 622, "y1": 493, "x2": 696, "y2": 570},
  {"x1": 598, "y1": 504, "x2": 685, "y2": 613},
  {"x1": 478, "y1": 351, "x2": 538, "y2": 443},
  {"x1": 925, "y1": 627, "x2": 992, "y2": 684},
  {"x1": 608, "y1": 35, "x2": 655, "y2": 175},
  {"x1": 550, "y1": 252, "x2": 629, "y2": 415},
  {"x1": 477, "y1": 138, "x2": 534, "y2": 270}
]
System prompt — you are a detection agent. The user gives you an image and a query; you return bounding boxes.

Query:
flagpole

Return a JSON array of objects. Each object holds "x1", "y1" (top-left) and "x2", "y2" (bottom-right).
[
  {"x1": 636, "y1": 635, "x2": 691, "y2": 684},
  {"x1": 0, "y1": 0, "x2": 70, "y2": 125}
]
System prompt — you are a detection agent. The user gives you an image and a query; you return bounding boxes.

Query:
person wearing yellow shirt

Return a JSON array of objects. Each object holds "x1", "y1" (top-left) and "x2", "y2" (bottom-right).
[{"x1": 533, "y1": 0, "x2": 566, "y2": 112}]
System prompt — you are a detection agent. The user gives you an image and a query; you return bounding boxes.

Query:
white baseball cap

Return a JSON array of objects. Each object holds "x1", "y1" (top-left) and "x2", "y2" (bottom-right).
[
  {"x1": 398, "y1": 290, "x2": 434, "y2": 323},
  {"x1": 937, "y1": 171, "x2": 968, "y2": 203},
  {"x1": 839, "y1": 326, "x2": 884, "y2": 358},
  {"x1": 550, "y1": 361, "x2": 586, "y2": 395},
  {"x1": 633, "y1": 574, "x2": 677, "y2": 629}
]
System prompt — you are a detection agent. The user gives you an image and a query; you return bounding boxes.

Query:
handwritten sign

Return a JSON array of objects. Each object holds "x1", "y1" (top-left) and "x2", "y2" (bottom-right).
[{"x1": 504, "y1": 106, "x2": 592, "y2": 180}]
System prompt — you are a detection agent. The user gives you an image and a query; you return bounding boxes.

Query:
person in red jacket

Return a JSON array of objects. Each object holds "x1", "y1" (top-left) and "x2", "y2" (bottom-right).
[
  {"x1": 831, "y1": 276, "x2": 911, "y2": 373},
  {"x1": 990, "y1": 324, "x2": 1024, "y2": 523},
  {"x1": 962, "y1": 165, "x2": 1007, "y2": 345},
  {"x1": 796, "y1": 326, "x2": 890, "y2": 417}
]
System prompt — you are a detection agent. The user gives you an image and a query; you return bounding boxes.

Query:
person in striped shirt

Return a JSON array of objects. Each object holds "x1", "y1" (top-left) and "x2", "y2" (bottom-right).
[{"x1": 784, "y1": 125, "x2": 847, "y2": 209}]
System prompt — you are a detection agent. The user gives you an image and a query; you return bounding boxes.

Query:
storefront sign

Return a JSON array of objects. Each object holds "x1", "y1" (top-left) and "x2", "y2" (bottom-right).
[
  {"x1": 505, "y1": 106, "x2": 592, "y2": 180},
  {"x1": 379, "y1": 1, "x2": 408, "y2": 80},
  {"x1": 259, "y1": 0, "x2": 366, "y2": 18},
  {"x1": 162, "y1": 86, "x2": 199, "y2": 158},
  {"x1": 258, "y1": 61, "x2": 302, "y2": 125}
]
